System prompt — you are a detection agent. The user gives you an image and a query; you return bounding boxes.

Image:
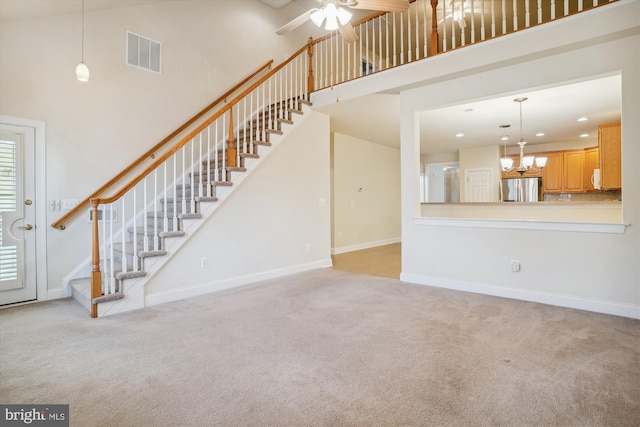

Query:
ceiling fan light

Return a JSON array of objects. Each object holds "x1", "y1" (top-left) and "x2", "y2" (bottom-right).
[
  {"x1": 310, "y1": 9, "x2": 325, "y2": 27},
  {"x1": 324, "y1": 2, "x2": 338, "y2": 20},
  {"x1": 324, "y1": 17, "x2": 339, "y2": 31},
  {"x1": 76, "y1": 61, "x2": 90, "y2": 82},
  {"x1": 337, "y1": 7, "x2": 352, "y2": 25}
]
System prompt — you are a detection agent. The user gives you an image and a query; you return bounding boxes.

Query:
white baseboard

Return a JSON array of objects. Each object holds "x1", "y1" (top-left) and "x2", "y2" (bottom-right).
[
  {"x1": 400, "y1": 273, "x2": 640, "y2": 320},
  {"x1": 145, "y1": 258, "x2": 333, "y2": 307},
  {"x1": 46, "y1": 287, "x2": 72, "y2": 301},
  {"x1": 332, "y1": 237, "x2": 400, "y2": 255}
]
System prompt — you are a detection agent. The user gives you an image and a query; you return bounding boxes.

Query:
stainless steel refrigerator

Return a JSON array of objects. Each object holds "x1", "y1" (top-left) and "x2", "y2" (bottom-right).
[{"x1": 501, "y1": 177, "x2": 543, "y2": 202}]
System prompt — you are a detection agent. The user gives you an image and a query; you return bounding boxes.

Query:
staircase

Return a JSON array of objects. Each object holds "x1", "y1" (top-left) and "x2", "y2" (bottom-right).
[{"x1": 64, "y1": 44, "x2": 314, "y2": 316}]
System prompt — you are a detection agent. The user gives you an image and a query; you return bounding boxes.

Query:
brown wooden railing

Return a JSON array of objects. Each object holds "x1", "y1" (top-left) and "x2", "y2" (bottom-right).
[{"x1": 51, "y1": 59, "x2": 274, "y2": 231}]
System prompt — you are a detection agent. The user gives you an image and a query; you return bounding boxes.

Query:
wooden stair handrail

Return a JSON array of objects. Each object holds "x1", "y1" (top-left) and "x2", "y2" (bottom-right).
[
  {"x1": 51, "y1": 59, "x2": 274, "y2": 230},
  {"x1": 92, "y1": 43, "x2": 312, "y2": 206}
]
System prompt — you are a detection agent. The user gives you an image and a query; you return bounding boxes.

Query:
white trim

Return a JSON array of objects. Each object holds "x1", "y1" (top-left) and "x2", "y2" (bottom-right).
[
  {"x1": 144, "y1": 258, "x2": 333, "y2": 308},
  {"x1": 400, "y1": 273, "x2": 640, "y2": 320},
  {"x1": 0, "y1": 116, "x2": 48, "y2": 301},
  {"x1": 414, "y1": 217, "x2": 628, "y2": 234},
  {"x1": 332, "y1": 237, "x2": 401, "y2": 255}
]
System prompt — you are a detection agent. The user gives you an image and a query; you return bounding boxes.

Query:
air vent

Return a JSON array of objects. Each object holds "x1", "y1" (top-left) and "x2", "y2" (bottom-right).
[{"x1": 126, "y1": 31, "x2": 161, "y2": 74}]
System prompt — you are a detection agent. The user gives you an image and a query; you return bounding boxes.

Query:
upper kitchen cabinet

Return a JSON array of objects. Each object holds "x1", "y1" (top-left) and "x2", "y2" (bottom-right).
[
  {"x1": 583, "y1": 147, "x2": 600, "y2": 192},
  {"x1": 563, "y1": 150, "x2": 585, "y2": 193},
  {"x1": 599, "y1": 123, "x2": 621, "y2": 190},
  {"x1": 542, "y1": 152, "x2": 563, "y2": 193}
]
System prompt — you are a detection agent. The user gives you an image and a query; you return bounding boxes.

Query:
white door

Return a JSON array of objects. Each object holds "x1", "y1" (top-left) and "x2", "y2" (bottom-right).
[
  {"x1": 0, "y1": 126, "x2": 37, "y2": 305},
  {"x1": 465, "y1": 169, "x2": 492, "y2": 202}
]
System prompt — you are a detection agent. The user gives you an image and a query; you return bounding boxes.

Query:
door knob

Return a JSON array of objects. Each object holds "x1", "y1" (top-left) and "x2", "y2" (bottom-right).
[{"x1": 18, "y1": 224, "x2": 33, "y2": 231}]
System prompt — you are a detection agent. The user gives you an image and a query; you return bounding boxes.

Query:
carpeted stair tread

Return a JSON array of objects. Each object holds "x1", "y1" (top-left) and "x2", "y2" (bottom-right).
[
  {"x1": 158, "y1": 230, "x2": 186, "y2": 238},
  {"x1": 92, "y1": 292, "x2": 125, "y2": 304},
  {"x1": 177, "y1": 213, "x2": 202, "y2": 220},
  {"x1": 113, "y1": 242, "x2": 167, "y2": 258},
  {"x1": 115, "y1": 270, "x2": 147, "y2": 280}
]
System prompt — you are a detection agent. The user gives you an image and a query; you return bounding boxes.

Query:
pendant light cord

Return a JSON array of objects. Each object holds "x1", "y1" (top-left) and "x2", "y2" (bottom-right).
[{"x1": 81, "y1": 0, "x2": 85, "y2": 62}]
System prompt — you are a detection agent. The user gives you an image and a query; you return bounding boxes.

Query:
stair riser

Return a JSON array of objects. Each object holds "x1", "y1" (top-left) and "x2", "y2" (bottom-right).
[
  {"x1": 127, "y1": 233, "x2": 162, "y2": 250},
  {"x1": 175, "y1": 185, "x2": 216, "y2": 199},
  {"x1": 160, "y1": 201, "x2": 199, "y2": 214}
]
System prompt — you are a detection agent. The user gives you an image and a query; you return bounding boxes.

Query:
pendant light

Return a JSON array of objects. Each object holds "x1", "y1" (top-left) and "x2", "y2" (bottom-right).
[
  {"x1": 75, "y1": 0, "x2": 90, "y2": 82},
  {"x1": 500, "y1": 97, "x2": 546, "y2": 175}
]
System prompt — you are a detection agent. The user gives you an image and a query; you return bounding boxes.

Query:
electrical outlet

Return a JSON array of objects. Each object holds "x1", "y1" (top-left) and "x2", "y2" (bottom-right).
[
  {"x1": 510, "y1": 260, "x2": 520, "y2": 272},
  {"x1": 200, "y1": 257, "x2": 207, "y2": 268}
]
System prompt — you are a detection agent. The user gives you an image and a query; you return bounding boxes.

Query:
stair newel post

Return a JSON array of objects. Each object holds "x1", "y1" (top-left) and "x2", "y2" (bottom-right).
[
  {"x1": 227, "y1": 107, "x2": 237, "y2": 168},
  {"x1": 430, "y1": 0, "x2": 439, "y2": 56},
  {"x1": 307, "y1": 37, "x2": 315, "y2": 97},
  {"x1": 90, "y1": 199, "x2": 102, "y2": 318}
]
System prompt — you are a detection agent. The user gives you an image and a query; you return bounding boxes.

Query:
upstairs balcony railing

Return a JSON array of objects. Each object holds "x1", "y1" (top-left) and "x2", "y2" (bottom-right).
[
  {"x1": 310, "y1": 0, "x2": 617, "y2": 91},
  {"x1": 52, "y1": 0, "x2": 618, "y2": 317}
]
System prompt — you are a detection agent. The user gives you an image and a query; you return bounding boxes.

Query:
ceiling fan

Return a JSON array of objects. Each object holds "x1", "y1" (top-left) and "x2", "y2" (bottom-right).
[
  {"x1": 276, "y1": 0, "x2": 410, "y2": 43},
  {"x1": 438, "y1": 0, "x2": 489, "y2": 30}
]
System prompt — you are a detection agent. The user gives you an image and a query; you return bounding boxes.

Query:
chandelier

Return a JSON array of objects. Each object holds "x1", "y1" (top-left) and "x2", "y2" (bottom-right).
[
  {"x1": 500, "y1": 97, "x2": 547, "y2": 175},
  {"x1": 310, "y1": 0, "x2": 353, "y2": 31}
]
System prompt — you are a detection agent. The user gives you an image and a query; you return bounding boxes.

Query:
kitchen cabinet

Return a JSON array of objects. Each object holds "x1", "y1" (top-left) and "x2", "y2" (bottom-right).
[
  {"x1": 542, "y1": 152, "x2": 563, "y2": 193},
  {"x1": 599, "y1": 123, "x2": 621, "y2": 190},
  {"x1": 563, "y1": 150, "x2": 584, "y2": 193},
  {"x1": 542, "y1": 151, "x2": 585, "y2": 194},
  {"x1": 583, "y1": 147, "x2": 599, "y2": 191}
]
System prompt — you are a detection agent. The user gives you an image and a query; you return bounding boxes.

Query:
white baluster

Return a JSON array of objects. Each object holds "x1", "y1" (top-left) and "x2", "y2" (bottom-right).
[
  {"x1": 442, "y1": 1, "x2": 448, "y2": 51},
  {"x1": 537, "y1": 0, "x2": 542, "y2": 24},
  {"x1": 423, "y1": 2, "x2": 428, "y2": 58},
  {"x1": 133, "y1": 187, "x2": 138, "y2": 271},
  {"x1": 491, "y1": 0, "x2": 496, "y2": 38},
  {"x1": 108, "y1": 202, "x2": 114, "y2": 294},
  {"x1": 143, "y1": 176, "x2": 149, "y2": 253},
  {"x1": 470, "y1": 0, "x2": 476, "y2": 44},
  {"x1": 407, "y1": 6, "x2": 412, "y2": 62},
  {"x1": 386, "y1": 13, "x2": 390, "y2": 68},
  {"x1": 120, "y1": 197, "x2": 126, "y2": 281},
  {"x1": 502, "y1": 0, "x2": 507, "y2": 34},
  {"x1": 153, "y1": 169, "x2": 159, "y2": 250}
]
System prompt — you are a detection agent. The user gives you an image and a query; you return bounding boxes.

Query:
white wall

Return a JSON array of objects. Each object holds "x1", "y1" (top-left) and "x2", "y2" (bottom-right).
[
  {"x1": 0, "y1": 0, "x2": 310, "y2": 298},
  {"x1": 399, "y1": 2, "x2": 640, "y2": 318},
  {"x1": 145, "y1": 111, "x2": 332, "y2": 303},
  {"x1": 332, "y1": 132, "x2": 401, "y2": 253}
]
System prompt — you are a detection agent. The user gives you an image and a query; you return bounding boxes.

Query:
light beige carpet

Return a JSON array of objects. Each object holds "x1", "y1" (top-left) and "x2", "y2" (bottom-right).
[{"x1": 1, "y1": 268, "x2": 639, "y2": 427}]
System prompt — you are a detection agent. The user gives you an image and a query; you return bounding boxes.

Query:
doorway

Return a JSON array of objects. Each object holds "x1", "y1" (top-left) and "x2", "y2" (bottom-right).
[{"x1": 0, "y1": 118, "x2": 46, "y2": 306}]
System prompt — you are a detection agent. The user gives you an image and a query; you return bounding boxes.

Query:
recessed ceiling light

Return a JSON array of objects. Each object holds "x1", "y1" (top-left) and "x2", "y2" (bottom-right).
[
  {"x1": 456, "y1": 133, "x2": 464, "y2": 138},
  {"x1": 464, "y1": 108, "x2": 474, "y2": 112},
  {"x1": 577, "y1": 117, "x2": 589, "y2": 122},
  {"x1": 500, "y1": 135, "x2": 509, "y2": 141},
  {"x1": 536, "y1": 133, "x2": 545, "y2": 137},
  {"x1": 499, "y1": 124, "x2": 511, "y2": 128},
  {"x1": 580, "y1": 133, "x2": 590, "y2": 138}
]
